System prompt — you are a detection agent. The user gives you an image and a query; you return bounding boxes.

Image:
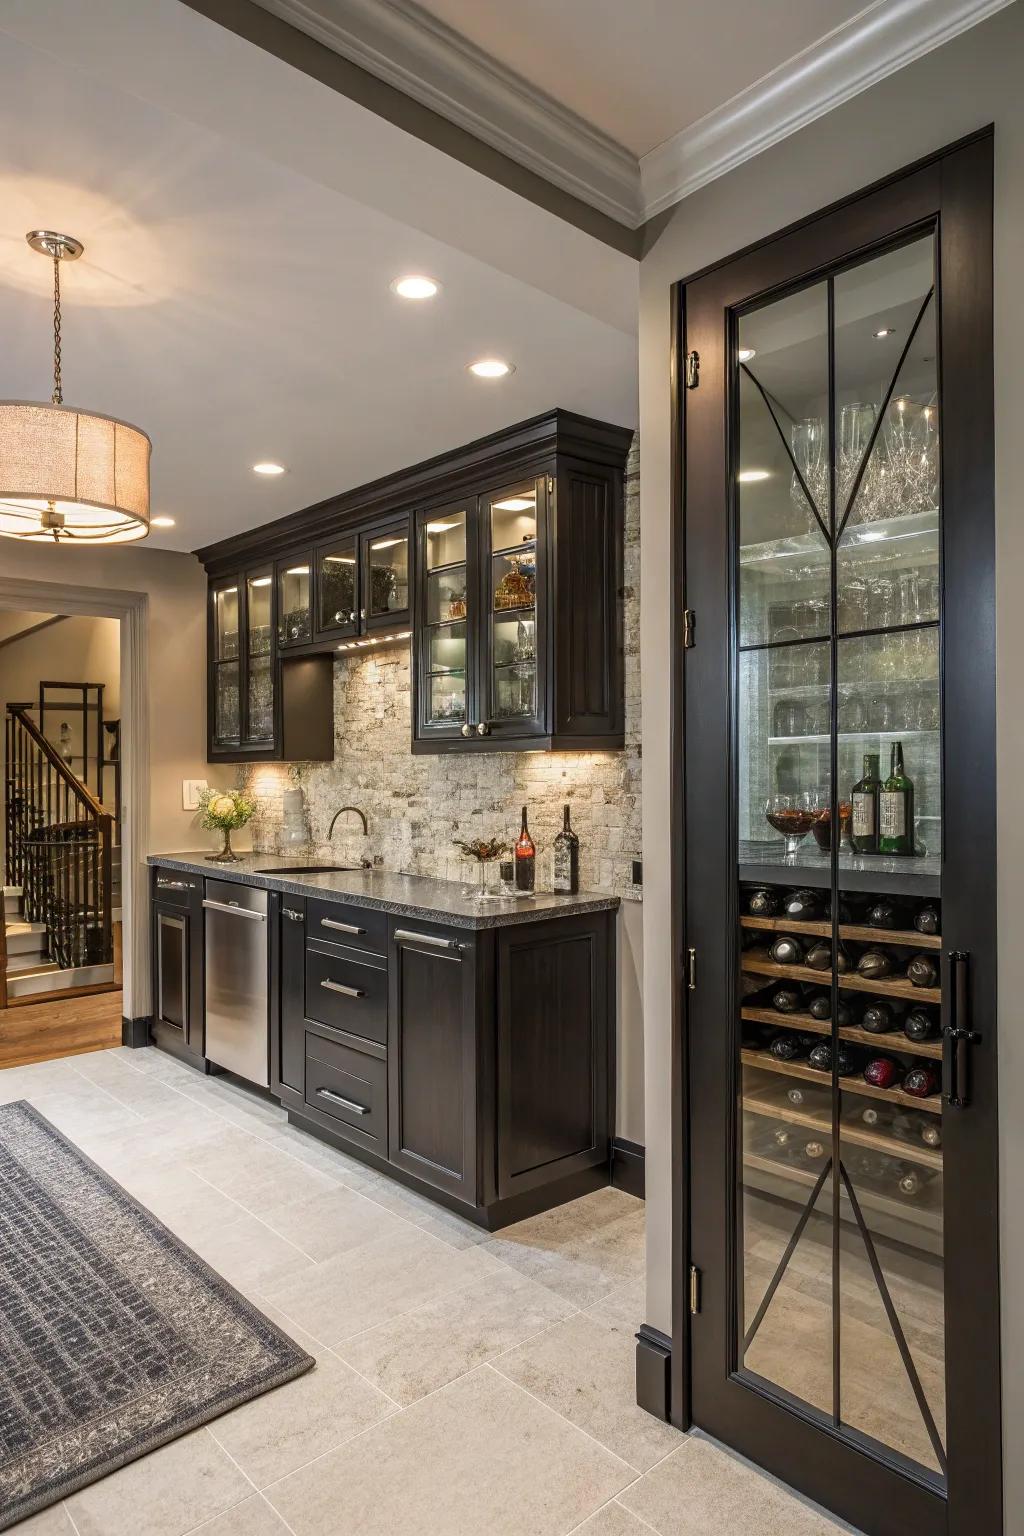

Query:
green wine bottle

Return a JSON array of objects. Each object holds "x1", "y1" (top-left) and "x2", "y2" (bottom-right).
[
  {"x1": 851, "y1": 752, "x2": 881, "y2": 853},
  {"x1": 878, "y1": 741, "x2": 914, "y2": 855}
]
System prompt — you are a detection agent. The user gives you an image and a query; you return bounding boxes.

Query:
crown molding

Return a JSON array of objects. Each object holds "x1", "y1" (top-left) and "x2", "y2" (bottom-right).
[
  {"x1": 252, "y1": 0, "x2": 644, "y2": 227},
  {"x1": 639, "y1": 0, "x2": 1015, "y2": 220}
]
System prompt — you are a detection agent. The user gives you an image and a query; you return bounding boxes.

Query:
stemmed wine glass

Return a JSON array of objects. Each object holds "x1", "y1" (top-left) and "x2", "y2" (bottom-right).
[{"x1": 765, "y1": 792, "x2": 816, "y2": 861}]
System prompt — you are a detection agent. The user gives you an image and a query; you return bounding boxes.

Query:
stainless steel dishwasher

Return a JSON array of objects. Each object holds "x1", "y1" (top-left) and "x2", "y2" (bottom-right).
[{"x1": 203, "y1": 879, "x2": 269, "y2": 1086}]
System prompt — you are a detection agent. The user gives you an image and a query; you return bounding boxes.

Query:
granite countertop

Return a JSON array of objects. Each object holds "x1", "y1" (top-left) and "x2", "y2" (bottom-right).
[{"x1": 148, "y1": 852, "x2": 620, "y2": 930}]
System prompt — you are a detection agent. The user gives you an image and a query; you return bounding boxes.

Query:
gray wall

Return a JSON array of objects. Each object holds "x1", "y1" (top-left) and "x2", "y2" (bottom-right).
[{"x1": 638, "y1": 0, "x2": 1024, "y2": 1510}]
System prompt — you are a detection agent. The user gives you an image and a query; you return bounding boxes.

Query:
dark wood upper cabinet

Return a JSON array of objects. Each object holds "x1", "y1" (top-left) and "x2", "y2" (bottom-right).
[{"x1": 198, "y1": 412, "x2": 632, "y2": 759}]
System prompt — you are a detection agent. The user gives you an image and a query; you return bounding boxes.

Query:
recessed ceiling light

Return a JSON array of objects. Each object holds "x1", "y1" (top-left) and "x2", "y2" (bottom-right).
[
  {"x1": 738, "y1": 469, "x2": 771, "y2": 483},
  {"x1": 468, "y1": 358, "x2": 514, "y2": 379},
  {"x1": 253, "y1": 461, "x2": 286, "y2": 476},
  {"x1": 738, "y1": 347, "x2": 756, "y2": 363},
  {"x1": 391, "y1": 275, "x2": 440, "y2": 300},
  {"x1": 874, "y1": 327, "x2": 896, "y2": 339},
  {"x1": 151, "y1": 515, "x2": 176, "y2": 528}
]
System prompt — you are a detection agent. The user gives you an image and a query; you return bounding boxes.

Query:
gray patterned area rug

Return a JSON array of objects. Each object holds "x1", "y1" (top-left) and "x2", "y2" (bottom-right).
[{"x1": 0, "y1": 1100, "x2": 314, "y2": 1530}]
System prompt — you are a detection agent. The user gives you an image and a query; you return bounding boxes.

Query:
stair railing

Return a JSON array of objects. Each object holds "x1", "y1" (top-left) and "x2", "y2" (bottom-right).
[{"x1": 4, "y1": 706, "x2": 113, "y2": 971}]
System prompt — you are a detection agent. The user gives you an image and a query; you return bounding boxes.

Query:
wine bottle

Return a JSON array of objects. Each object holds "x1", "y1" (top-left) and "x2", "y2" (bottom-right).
[
  {"x1": 861, "y1": 1001, "x2": 897, "y2": 1034},
  {"x1": 514, "y1": 806, "x2": 536, "y2": 893},
  {"x1": 769, "y1": 935, "x2": 803, "y2": 966},
  {"x1": 552, "y1": 804, "x2": 580, "y2": 894},
  {"x1": 906, "y1": 953, "x2": 939, "y2": 990},
  {"x1": 864, "y1": 1056, "x2": 902, "y2": 1090},
  {"x1": 904, "y1": 1007, "x2": 939, "y2": 1042},
  {"x1": 903, "y1": 1063, "x2": 940, "y2": 1098},
  {"x1": 857, "y1": 948, "x2": 896, "y2": 980},
  {"x1": 921, "y1": 1121, "x2": 942, "y2": 1148},
  {"x1": 851, "y1": 752, "x2": 882, "y2": 853},
  {"x1": 914, "y1": 903, "x2": 941, "y2": 936},
  {"x1": 804, "y1": 940, "x2": 832, "y2": 972},
  {"x1": 878, "y1": 742, "x2": 915, "y2": 855},
  {"x1": 749, "y1": 887, "x2": 780, "y2": 916}
]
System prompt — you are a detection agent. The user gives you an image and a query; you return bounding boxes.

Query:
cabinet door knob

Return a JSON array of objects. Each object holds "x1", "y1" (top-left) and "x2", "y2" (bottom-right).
[
  {"x1": 461, "y1": 723, "x2": 473, "y2": 738},
  {"x1": 476, "y1": 721, "x2": 491, "y2": 737}
]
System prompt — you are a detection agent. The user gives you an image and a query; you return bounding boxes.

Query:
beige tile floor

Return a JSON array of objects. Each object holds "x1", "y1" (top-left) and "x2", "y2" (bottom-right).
[{"x1": 4, "y1": 1047, "x2": 855, "y2": 1536}]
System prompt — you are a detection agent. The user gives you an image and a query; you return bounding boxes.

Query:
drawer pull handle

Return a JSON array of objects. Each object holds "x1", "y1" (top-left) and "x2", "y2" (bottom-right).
[
  {"x1": 321, "y1": 917, "x2": 366, "y2": 936},
  {"x1": 157, "y1": 878, "x2": 190, "y2": 890},
  {"x1": 320, "y1": 979, "x2": 365, "y2": 999},
  {"x1": 394, "y1": 927, "x2": 463, "y2": 953},
  {"x1": 317, "y1": 1087, "x2": 368, "y2": 1116}
]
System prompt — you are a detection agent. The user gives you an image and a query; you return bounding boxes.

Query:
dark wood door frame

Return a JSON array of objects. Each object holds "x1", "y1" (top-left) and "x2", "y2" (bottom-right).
[{"x1": 660, "y1": 128, "x2": 999, "y2": 1536}]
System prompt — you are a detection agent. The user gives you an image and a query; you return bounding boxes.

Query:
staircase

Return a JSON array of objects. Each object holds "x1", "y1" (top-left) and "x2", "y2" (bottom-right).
[{"x1": 3, "y1": 695, "x2": 119, "y2": 1006}]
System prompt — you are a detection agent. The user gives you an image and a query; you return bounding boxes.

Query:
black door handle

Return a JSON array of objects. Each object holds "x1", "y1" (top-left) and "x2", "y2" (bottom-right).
[{"x1": 944, "y1": 950, "x2": 980, "y2": 1108}]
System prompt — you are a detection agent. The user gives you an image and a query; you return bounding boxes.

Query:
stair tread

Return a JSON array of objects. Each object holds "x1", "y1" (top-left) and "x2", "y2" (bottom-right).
[{"x1": 5, "y1": 920, "x2": 46, "y2": 937}]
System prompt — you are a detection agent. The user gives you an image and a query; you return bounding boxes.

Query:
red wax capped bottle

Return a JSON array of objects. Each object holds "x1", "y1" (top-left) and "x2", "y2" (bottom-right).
[{"x1": 514, "y1": 805, "x2": 536, "y2": 893}]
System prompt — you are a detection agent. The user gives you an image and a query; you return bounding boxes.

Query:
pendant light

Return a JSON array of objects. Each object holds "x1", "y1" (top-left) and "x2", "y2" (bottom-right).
[{"x1": 0, "y1": 231, "x2": 151, "y2": 543}]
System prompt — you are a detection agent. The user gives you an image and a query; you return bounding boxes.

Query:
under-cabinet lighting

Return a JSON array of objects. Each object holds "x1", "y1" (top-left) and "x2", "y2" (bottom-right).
[
  {"x1": 285, "y1": 565, "x2": 309, "y2": 576},
  {"x1": 152, "y1": 515, "x2": 176, "y2": 528},
  {"x1": 738, "y1": 469, "x2": 771, "y2": 483},
  {"x1": 859, "y1": 530, "x2": 886, "y2": 542},
  {"x1": 250, "y1": 576, "x2": 272, "y2": 586},
  {"x1": 737, "y1": 347, "x2": 756, "y2": 363},
  {"x1": 336, "y1": 629, "x2": 412, "y2": 653},
  {"x1": 252, "y1": 462, "x2": 286, "y2": 475},
  {"x1": 493, "y1": 496, "x2": 535, "y2": 512},
  {"x1": 324, "y1": 554, "x2": 356, "y2": 564},
  {"x1": 371, "y1": 538, "x2": 402, "y2": 550},
  {"x1": 874, "y1": 327, "x2": 895, "y2": 338},
  {"x1": 426, "y1": 520, "x2": 460, "y2": 533}
]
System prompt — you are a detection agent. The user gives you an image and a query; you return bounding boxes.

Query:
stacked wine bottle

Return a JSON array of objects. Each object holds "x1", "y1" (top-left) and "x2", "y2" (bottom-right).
[{"x1": 738, "y1": 882, "x2": 944, "y2": 1233}]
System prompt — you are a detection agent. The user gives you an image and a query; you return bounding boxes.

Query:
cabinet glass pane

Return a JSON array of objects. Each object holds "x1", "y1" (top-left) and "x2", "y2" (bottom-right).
[
  {"x1": 426, "y1": 509, "x2": 466, "y2": 570},
  {"x1": 490, "y1": 485, "x2": 536, "y2": 552},
  {"x1": 278, "y1": 562, "x2": 311, "y2": 645},
  {"x1": 428, "y1": 621, "x2": 466, "y2": 674},
  {"x1": 247, "y1": 654, "x2": 274, "y2": 742},
  {"x1": 734, "y1": 231, "x2": 946, "y2": 1487},
  {"x1": 491, "y1": 615, "x2": 536, "y2": 720},
  {"x1": 427, "y1": 567, "x2": 469, "y2": 625},
  {"x1": 214, "y1": 662, "x2": 240, "y2": 743},
  {"x1": 247, "y1": 575, "x2": 272, "y2": 656},
  {"x1": 737, "y1": 284, "x2": 831, "y2": 647},
  {"x1": 214, "y1": 585, "x2": 239, "y2": 661},
  {"x1": 319, "y1": 540, "x2": 357, "y2": 629},
  {"x1": 157, "y1": 914, "x2": 186, "y2": 1029},
  {"x1": 367, "y1": 533, "x2": 408, "y2": 618},
  {"x1": 428, "y1": 673, "x2": 466, "y2": 724}
]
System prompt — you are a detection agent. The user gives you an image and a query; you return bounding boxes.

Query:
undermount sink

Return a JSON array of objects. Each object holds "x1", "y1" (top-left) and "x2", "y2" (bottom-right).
[{"x1": 254, "y1": 864, "x2": 357, "y2": 875}]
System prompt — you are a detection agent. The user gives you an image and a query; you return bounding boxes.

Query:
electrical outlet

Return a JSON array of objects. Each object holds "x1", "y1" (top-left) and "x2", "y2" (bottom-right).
[
  {"x1": 632, "y1": 859, "x2": 643, "y2": 886},
  {"x1": 182, "y1": 778, "x2": 208, "y2": 811}
]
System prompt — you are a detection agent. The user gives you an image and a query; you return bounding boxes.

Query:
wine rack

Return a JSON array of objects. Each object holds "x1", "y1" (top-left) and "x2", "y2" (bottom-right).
[
  {"x1": 740, "y1": 947, "x2": 942, "y2": 1005},
  {"x1": 740, "y1": 1049, "x2": 941, "y2": 1114},
  {"x1": 741, "y1": 1007, "x2": 941, "y2": 1061}
]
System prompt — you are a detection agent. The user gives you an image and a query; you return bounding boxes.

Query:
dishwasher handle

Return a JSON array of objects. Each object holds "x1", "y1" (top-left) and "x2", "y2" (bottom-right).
[{"x1": 203, "y1": 898, "x2": 266, "y2": 922}]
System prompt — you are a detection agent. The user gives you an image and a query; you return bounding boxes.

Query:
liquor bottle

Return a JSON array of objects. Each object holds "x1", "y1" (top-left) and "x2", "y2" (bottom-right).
[
  {"x1": 878, "y1": 742, "x2": 915, "y2": 855},
  {"x1": 552, "y1": 805, "x2": 580, "y2": 894},
  {"x1": 851, "y1": 752, "x2": 882, "y2": 853},
  {"x1": 514, "y1": 806, "x2": 536, "y2": 893}
]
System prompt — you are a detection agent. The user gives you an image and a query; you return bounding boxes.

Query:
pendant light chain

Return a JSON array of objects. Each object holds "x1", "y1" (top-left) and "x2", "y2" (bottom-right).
[{"x1": 51, "y1": 248, "x2": 63, "y2": 406}]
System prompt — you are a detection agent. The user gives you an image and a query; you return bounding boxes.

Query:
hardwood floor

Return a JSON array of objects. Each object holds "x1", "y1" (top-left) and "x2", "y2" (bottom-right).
[{"x1": 0, "y1": 988, "x2": 122, "y2": 1068}]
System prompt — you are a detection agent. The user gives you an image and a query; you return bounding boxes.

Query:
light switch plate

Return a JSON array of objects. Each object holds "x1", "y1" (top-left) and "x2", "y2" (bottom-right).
[{"x1": 182, "y1": 778, "x2": 208, "y2": 811}]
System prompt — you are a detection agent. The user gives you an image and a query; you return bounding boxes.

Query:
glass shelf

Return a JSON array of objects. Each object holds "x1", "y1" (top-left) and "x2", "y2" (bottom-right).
[
  {"x1": 740, "y1": 507, "x2": 938, "y2": 571},
  {"x1": 769, "y1": 729, "x2": 938, "y2": 746},
  {"x1": 739, "y1": 839, "x2": 941, "y2": 896}
]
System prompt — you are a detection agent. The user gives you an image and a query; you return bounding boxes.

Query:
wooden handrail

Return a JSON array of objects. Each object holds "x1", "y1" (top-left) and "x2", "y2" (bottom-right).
[{"x1": 9, "y1": 706, "x2": 110, "y2": 824}]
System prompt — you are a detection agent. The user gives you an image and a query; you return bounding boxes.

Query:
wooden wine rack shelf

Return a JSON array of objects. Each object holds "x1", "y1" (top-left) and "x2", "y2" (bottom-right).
[
  {"x1": 742, "y1": 1081, "x2": 943, "y2": 1170},
  {"x1": 740, "y1": 915, "x2": 941, "y2": 950},
  {"x1": 741, "y1": 947, "x2": 942, "y2": 1005},
  {"x1": 741, "y1": 1006, "x2": 942, "y2": 1060},
  {"x1": 742, "y1": 1152, "x2": 943, "y2": 1239},
  {"x1": 740, "y1": 1047, "x2": 942, "y2": 1113}
]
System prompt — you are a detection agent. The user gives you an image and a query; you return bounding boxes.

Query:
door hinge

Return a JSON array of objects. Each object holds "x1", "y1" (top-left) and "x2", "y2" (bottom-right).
[
  {"x1": 687, "y1": 947, "x2": 697, "y2": 991},
  {"x1": 689, "y1": 1264, "x2": 701, "y2": 1314},
  {"x1": 547, "y1": 476, "x2": 554, "y2": 495},
  {"x1": 685, "y1": 350, "x2": 700, "y2": 389},
  {"x1": 683, "y1": 608, "x2": 695, "y2": 648}
]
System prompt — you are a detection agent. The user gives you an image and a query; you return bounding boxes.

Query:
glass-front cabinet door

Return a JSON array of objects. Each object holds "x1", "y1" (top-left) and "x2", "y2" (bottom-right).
[
  {"x1": 362, "y1": 521, "x2": 410, "y2": 632},
  {"x1": 277, "y1": 555, "x2": 312, "y2": 648},
  {"x1": 244, "y1": 566, "x2": 275, "y2": 747},
  {"x1": 478, "y1": 478, "x2": 546, "y2": 740},
  {"x1": 417, "y1": 501, "x2": 476, "y2": 741},
  {"x1": 211, "y1": 577, "x2": 241, "y2": 749},
  {"x1": 684, "y1": 141, "x2": 1000, "y2": 1536},
  {"x1": 315, "y1": 534, "x2": 359, "y2": 639}
]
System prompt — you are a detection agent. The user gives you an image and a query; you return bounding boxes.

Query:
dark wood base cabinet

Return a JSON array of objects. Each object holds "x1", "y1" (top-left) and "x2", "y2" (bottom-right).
[{"x1": 271, "y1": 896, "x2": 616, "y2": 1229}]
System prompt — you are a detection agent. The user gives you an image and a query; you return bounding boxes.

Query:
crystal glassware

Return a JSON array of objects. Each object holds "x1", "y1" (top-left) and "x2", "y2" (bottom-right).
[{"x1": 765, "y1": 792, "x2": 816, "y2": 860}]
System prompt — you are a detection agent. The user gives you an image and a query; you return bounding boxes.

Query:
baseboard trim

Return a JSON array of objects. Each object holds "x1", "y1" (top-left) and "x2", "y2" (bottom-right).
[
  {"x1": 121, "y1": 1015, "x2": 150, "y2": 1048},
  {"x1": 611, "y1": 1136, "x2": 645, "y2": 1199},
  {"x1": 636, "y1": 1323, "x2": 672, "y2": 1421}
]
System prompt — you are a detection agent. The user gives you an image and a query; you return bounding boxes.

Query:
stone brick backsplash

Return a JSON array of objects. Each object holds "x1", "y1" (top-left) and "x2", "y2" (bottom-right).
[{"x1": 241, "y1": 438, "x2": 641, "y2": 900}]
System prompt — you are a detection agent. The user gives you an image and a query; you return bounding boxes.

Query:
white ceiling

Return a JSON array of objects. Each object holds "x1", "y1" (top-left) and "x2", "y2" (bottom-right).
[
  {"x1": 0, "y1": 1, "x2": 637, "y2": 554},
  {"x1": 411, "y1": 0, "x2": 866, "y2": 158}
]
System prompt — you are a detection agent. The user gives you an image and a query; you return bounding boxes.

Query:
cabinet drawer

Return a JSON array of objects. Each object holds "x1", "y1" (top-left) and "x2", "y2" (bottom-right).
[
  {"x1": 152, "y1": 868, "x2": 200, "y2": 909},
  {"x1": 305, "y1": 940, "x2": 387, "y2": 1045},
  {"x1": 307, "y1": 897, "x2": 387, "y2": 956},
  {"x1": 305, "y1": 1032, "x2": 386, "y2": 1149}
]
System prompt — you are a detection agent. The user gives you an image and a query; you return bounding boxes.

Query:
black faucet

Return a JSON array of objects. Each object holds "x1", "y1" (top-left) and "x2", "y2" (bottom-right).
[{"x1": 328, "y1": 805, "x2": 369, "y2": 839}]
